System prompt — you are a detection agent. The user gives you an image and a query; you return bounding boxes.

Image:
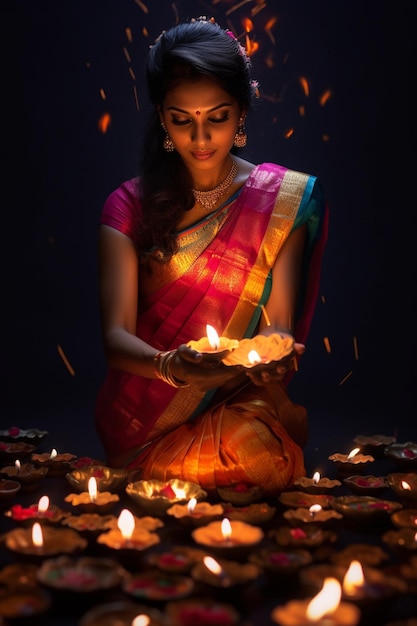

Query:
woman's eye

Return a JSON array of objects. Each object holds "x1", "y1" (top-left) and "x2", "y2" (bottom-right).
[
  {"x1": 210, "y1": 114, "x2": 229, "y2": 123},
  {"x1": 171, "y1": 118, "x2": 191, "y2": 126}
]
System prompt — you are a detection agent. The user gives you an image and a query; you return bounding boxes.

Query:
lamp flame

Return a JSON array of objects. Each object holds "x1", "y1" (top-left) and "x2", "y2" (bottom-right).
[
  {"x1": 117, "y1": 508, "x2": 135, "y2": 539},
  {"x1": 187, "y1": 497, "x2": 197, "y2": 513},
  {"x1": 132, "y1": 616, "x2": 150, "y2": 626},
  {"x1": 312, "y1": 471, "x2": 321, "y2": 483},
  {"x1": 248, "y1": 350, "x2": 261, "y2": 364},
  {"x1": 343, "y1": 560, "x2": 364, "y2": 595},
  {"x1": 206, "y1": 325, "x2": 220, "y2": 350},
  {"x1": 37, "y1": 495, "x2": 49, "y2": 513},
  {"x1": 50, "y1": 449, "x2": 58, "y2": 459},
  {"x1": 88, "y1": 477, "x2": 98, "y2": 502},
  {"x1": 309, "y1": 504, "x2": 322, "y2": 517},
  {"x1": 401, "y1": 481, "x2": 411, "y2": 491},
  {"x1": 203, "y1": 555, "x2": 223, "y2": 576},
  {"x1": 221, "y1": 517, "x2": 232, "y2": 541},
  {"x1": 306, "y1": 577, "x2": 342, "y2": 620},
  {"x1": 15, "y1": 459, "x2": 21, "y2": 471},
  {"x1": 32, "y1": 522, "x2": 43, "y2": 548},
  {"x1": 347, "y1": 447, "x2": 360, "y2": 460}
]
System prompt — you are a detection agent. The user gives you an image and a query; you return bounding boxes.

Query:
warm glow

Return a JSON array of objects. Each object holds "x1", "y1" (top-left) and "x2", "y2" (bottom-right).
[
  {"x1": 203, "y1": 555, "x2": 223, "y2": 576},
  {"x1": 309, "y1": 504, "x2": 322, "y2": 516},
  {"x1": 248, "y1": 350, "x2": 261, "y2": 364},
  {"x1": 88, "y1": 477, "x2": 98, "y2": 502},
  {"x1": 343, "y1": 560, "x2": 364, "y2": 595},
  {"x1": 312, "y1": 471, "x2": 321, "y2": 483},
  {"x1": 131, "y1": 616, "x2": 150, "y2": 626},
  {"x1": 347, "y1": 447, "x2": 360, "y2": 460},
  {"x1": 172, "y1": 486, "x2": 187, "y2": 499},
  {"x1": 50, "y1": 448, "x2": 58, "y2": 458},
  {"x1": 415, "y1": 531, "x2": 417, "y2": 541},
  {"x1": 37, "y1": 496, "x2": 49, "y2": 512},
  {"x1": 15, "y1": 459, "x2": 21, "y2": 471},
  {"x1": 187, "y1": 497, "x2": 197, "y2": 513},
  {"x1": 306, "y1": 577, "x2": 342, "y2": 620},
  {"x1": 117, "y1": 508, "x2": 135, "y2": 539},
  {"x1": 98, "y1": 112, "x2": 111, "y2": 134},
  {"x1": 401, "y1": 481, "x2": 411, "y2": 491},
  {"x1": 206, "y1": 324, "x2": 220, "y2": 350},
  {"x1": 32, "y1": 522, "x2": 43, "y2": 547},
  {"x1": 221, "y1": 517, "x2": 232, "y2": 541}
]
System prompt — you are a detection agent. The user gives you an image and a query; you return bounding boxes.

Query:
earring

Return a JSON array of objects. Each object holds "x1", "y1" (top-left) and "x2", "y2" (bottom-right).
[
  {"x1": 163, "y1": 133, "x2": 175, "y2": 152},
  {"x1": 233, "y1": 118, "x2": 247, "y2": 148}
]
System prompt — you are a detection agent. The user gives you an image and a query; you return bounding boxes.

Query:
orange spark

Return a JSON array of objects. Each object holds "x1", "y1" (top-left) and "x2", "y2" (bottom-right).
[
  {"x1": 323, "y1": 337, "x2": 331, "y2": 353},
  {"x1": 353, "y1": 336, "x2": 359, "y2": 360},
  {"x1": 339, "y1": 371, "x2": 353, "y2": 385},
  {"x1": 98, "y1": 112, "x2": 111, "y2": 134},
  {"x1": 321, "y1": 295, "x2": 326, "y2": 303},
  {"x1": 299, "y1": 105, "x2": 305, "y2": 117},
  {"x1": 251, "y1": 2, "x2": 266, "y2": 16},
  {"x1": 245, "y1": 34, "x2": 259, "y2": 56},
  {"x1": 133, "y1": 85, "x2": 139, "y2": 111},
  {"x1": 125, "y1": 28, "x2": 132, "y2": 43},
  {"x1": 57, "y1": 345, "x2": 75, "y2": 376},
  {"x1": 99, "y1": 88, "x2": 106, "y2": 100},
  {"x1": 133, "y1": 0, "x2": 148, "y2": 13},
  {"x1": 299, "y1": 76, "x2": 310, "y2": 97},
  {"x1": 264, "y1": 17, "x2": 277, "y2": 44},
  {"x1": 319, "y1": 89, "x2": 333, "y2": 106},
  {"x1": 123, "y1": 47, "x2": 132, "y2": 63},
  {"x1": 128, "y1": 67, "x2": 136, "y2": 80},
  {"x1": 226, "y1": 0, "x2": 253, "y2": 16},
  {"x1": 142, "y1": 27, "x2": 149, "y2": 37},
  {"x1": 284, "y1": 128, "x2": 294, "y2": 139},
  {"x1": 243, "y1": 18, "x2": 254, "y2": 32}
]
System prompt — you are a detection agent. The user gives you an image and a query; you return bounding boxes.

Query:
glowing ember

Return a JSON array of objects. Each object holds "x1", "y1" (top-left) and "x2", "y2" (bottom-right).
[
  {"x1": 206, "y1": 325, "x2": 220, "y2": 350},
  {"x1": 306, "y1": 577, "x2": 342, "y2": 620},
  {"x1": 32, "y1": 522, "x2": 43, "y2": 548},
  {"x1": 117, "y1": 508, "x2": 135, "y2": 539},
  {"x1": 37, "y1": 496, "x2": 49, "y2": 513},
  {"x1": 343, "y1": 560, "x2": 364, "y2": 596},
  {"x1": 98, "y1": 112, "x2": 111, "y2": 134}
]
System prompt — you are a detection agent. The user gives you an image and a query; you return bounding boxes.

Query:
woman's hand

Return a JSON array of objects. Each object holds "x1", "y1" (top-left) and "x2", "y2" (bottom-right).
[
  {"x1": 172, "y1": 344, "x2": 244, "y2": 392},
  {"x1": 244, "y1": 342, "x2": 305, "y2": 386}
]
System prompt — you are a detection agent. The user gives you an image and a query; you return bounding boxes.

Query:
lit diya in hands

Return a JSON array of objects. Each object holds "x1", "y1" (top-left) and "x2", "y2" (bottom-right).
[
  {"x1": 65, "y1": 476, "x2": 120, "y2": 514},
  {"x1": 4, "y1": 521, "x2": 87, "y2": 562},
  {"x1": 271, "y1": 577, "x2": 361, "y2": 626},
  {"x1": 187, "y1": 324, "x2": 239, "y2": 362},
  {"x1": 328, "y1": 448, "x2": 375, "y2": 474},
  {"x1": 191, "y1": 517, "x2": 264, "y2": 559},
  {"x1": 5, "y1": 495, "x2": 70, "y2": 526},
  {"x1": 221, "y1": 332, "x2": 294, "y2": 368}
]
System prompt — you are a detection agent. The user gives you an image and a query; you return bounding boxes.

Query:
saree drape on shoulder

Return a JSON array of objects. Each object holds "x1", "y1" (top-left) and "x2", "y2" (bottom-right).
[{"x1": 95, "y1": 162, "x2": 328, "y2": 495}]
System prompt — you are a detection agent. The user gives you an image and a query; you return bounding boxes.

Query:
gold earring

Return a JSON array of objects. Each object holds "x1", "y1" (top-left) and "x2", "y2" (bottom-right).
[
  {"x1": 233, "y1": 118, "x2": 247, "y2": 148},
  {"x1": 163, "y1": 133, "x2": 175, "y2": 152}
]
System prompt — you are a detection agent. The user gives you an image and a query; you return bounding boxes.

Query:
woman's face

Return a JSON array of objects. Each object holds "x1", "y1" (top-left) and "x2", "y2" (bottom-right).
[{"x1": 160, "y1": 77, "x2": 242, "y2": 176}]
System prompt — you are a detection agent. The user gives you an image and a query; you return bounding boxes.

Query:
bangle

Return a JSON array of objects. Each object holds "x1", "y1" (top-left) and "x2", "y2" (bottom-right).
[{"x1": 153, "y1": 350, "x2": 189, "y2": 388}]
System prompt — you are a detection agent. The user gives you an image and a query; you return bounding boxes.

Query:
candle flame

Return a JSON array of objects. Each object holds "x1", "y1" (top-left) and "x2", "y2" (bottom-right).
[
  {"x1": 88, "y1": 477, "x2": 98, "y2": 502},
  {"x1": 343, "y1": 560, "x2": 364, "y2": 595},
  {"x1": 309, "y1": 504, "x2": 322, "y2": 516},
  {"x1": 312, "y1": 471, "x2": 321, "y2": 483},
  {"x1": 32, "y1": 522, "x2": 43, "y2": 547},
  {"x1": 206, "y1": 324, "x2": 220, "y2": 350},
  {"x1": 203, "y1": 555, "x2": 223, "y2": 576},
  {"x1": 132, "y1": 616, "x2": 150, "y2": 626},
  {"x1": 172, "y1": 487, "x2": 187, "y2": 499},
  {"x1": 37, "y1": 496, "x2": 49, "y2": 512},
  {"x1": 117, "y1": 508, "x2": 135, "y2": 539},
  {"x1": 248, "y1": 349, "x2": 261, "y2": 364},
  {"x1": 347, "y1": 447, "x2": 360, "y2": 460},
  {"x1": 306, "y1": 577, "x2": 342, "y2": 620},
  {"x1": 401, "y1": 480, "x2": 411, "y2": 491},
  {"x1": 221, "y1": 517, "x2": 232, "y2": 541},
  {"x1": 50, "y1": 448, "x2": 58, "y2": 459},
  {"x1": 15, "y1": 459, "x2": 21, "y2": 471},
  {"x1": 187, "y1": 497, "x2": 197, "y2": 513}
]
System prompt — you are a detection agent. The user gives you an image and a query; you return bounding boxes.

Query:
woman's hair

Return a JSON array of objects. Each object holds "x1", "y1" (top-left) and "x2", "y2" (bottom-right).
[{"x1": 136, "y1": 18, "x2": 257, "y2": 263}]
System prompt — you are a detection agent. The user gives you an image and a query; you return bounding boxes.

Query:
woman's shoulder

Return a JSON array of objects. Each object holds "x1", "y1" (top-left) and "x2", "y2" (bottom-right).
[{"x1": 100, "y1": 177, "x2": 142, "y2": 239}]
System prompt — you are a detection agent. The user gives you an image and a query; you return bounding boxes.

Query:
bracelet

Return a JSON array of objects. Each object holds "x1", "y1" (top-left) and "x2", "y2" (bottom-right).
[{"x1": 153, "y1": 350, "x2": 189, "y2": 388}]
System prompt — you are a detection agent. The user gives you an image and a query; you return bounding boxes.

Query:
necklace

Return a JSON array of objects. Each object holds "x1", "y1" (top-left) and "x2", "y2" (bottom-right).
[{"x1": 192, "y1": 159, "x2": 238, "y2": 212}]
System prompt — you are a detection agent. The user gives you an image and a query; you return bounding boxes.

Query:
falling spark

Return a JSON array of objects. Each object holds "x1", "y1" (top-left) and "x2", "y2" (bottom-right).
[
  {"x1": 261, "y1": 305, "x2": 271, "y2": 327},
  {"x1": 57, "y1": 344, "x2": 75, "y2": 376},
  {"x1": 299, "y1": 76, "x2": 310, "y2": 97},
  {"x1": 125, "y1": 28, "x2": 133, "y2": 43},
  {"x1": 142, "y1": 27, "x2": 149, "y2": 37},
  {"x1": 123, "y1": 47, "x2": 132, "y2": 63},
  {"x1": 264, "y1": 17, "x2": 277, "y2": 44},
  {"x1": 251, "y1": 2, "x2": 266, "y2": 16},
  {"x1": 284, "y1": 128, "x2": 294, "y2": 139},
  {"x1": 133, "y1": 85, "x2": 140, "y2": 111},
  {"x1": 226, "y1": 0, "x2": 254, "y2": 16},
  {"x1": 98, "y1": 113, "x2": 111, "y2": 134},
  {"x1": 339, "y1": 371, "x2": 353, "y2": 386},
  {"x1": 243, "y1": 18, "x2": 254, "y2": 33},
  {"x1": 99, "y1": 88, "x2": 106, "y2": 100},
  {"x1": 299, "y1": 105, "x2": 305, "y2": 117},
  {"x1": 133, "y1": 0, "x2": 149, "y2": 13},
  {"x1": 321, "y1": 295, "x2": 326, "y2": 303},
  {"x1": 319, "y1": 89, "x2": 333, "y2": 106},
  {"x1": 128, "y1": 67, "x2": 136, "y2": 80},
  {"x1": 323, "y1": 337, "x2": 331, "y2": 353},
  {"x1": 245, "y1": 34, "x2": 259, "y2": 56},
  {"x1": 353, "y1": 336, "x2": 359, "y2": 360}
]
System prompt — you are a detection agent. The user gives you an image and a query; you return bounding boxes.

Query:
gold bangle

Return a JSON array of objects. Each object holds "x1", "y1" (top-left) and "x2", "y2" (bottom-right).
[{"x1": 153, "y1": 350, "x2": 189, "y2": 388}]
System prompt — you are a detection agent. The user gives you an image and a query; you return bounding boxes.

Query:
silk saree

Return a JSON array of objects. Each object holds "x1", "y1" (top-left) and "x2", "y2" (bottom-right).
[{"x1": 95, "y1": 162, "x2": 328, "y2": 494}]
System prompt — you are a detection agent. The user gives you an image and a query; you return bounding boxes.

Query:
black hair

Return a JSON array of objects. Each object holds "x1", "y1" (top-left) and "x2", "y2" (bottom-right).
[{"x1": 136, "y1": 18, "x2": 257, "y2": 263}]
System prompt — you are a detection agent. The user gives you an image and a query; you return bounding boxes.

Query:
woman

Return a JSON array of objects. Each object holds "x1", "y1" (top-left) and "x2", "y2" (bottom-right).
[{"x1": 95, "y1": 17, "x2": 328, "y2": 496}]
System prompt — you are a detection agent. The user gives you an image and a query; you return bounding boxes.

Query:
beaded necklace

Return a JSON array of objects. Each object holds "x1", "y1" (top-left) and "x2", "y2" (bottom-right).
[{"x1": 192, "y1": 159, "x2": 238, "y2": 212}]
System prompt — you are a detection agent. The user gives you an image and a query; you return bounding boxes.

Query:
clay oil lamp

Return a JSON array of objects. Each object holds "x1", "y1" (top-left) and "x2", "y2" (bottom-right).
[
  {"x1": 70, "y1": 456, "x2": 106, "y2": 469},
  {"x1": 191, "y1": 517, "x2": 264, "y2": 559},
  {"x1": 220, "y1": 500, "x2": 276, "y2": 525},
  {"x1": 249, "y1": 547, "x2": 312, "y2": 580},
  {"x1": 293, "y1": 471, "x2": 341, "y2": 494},
  {"x1": 382, "y1": 527, "x2": 417, "y2": 555},
  {"x1": 191, "y1": 554, "x2": 261, "y2": 589},
  {"x1": 167, "y1": 497, "x2": 224, "y2": 528},
  {"x1": 0, "y1": 459, "x2": 49, "y2": 491},
  {"x1": 330, "y1": 495, "x2": 403, "y2": 526},
  {"x1": 104, "y1": 512, "x2": 164, "y2": 533},
  {"x1": 164, "y1": 598, "x2": 241, "y2": 626},
  {"x1": 343, "y1": 474, "x2": 389, "y2": 496},
  {"x1": 0, "y1": 562, "x2": 39, "y2": 590},
  {"x1": 65, "y1": 476, "x2": 120, "y2": 514},
  {"x1": 283, "y1": 504, "x2": 343, "y2": 527},
  {"x1": 126, "y1": 478, "x2": 207, "y2": 516},
  {"x1": 352, "y1": 434, "x2": 396, "y2": 458},
  {"x1": 0, "y1": 440, "x2": 36, "y2": 463},
  {"x1": 328, "y1": 447, "x2": 375, "y2": 475},
  {"x1": 271, "y1": 577, "x2": 361, "y2": 626},
  {"x1": 79, "y1": 600, "x2": 165, "y2": 626},
  {"x1": 66, "y1": 465, "x2": 129, "y2": 494},
  {"x1": 390, "y1": 508, "x2": 417, "y2": 529},
  {"x1": 0, "y1": 587, "x2": 52, "y2": 622},
  {"x1": 216, "y1": 482, "x2": 264, "y2": 505},
  {"x1": 221, "y1": 332, "x2": 295, "y2": 369},
  {"x1": 31, "y1": 448, "x2": 77, "y2": 476},
  {"x1": 4, "y1": 521, "x2": 87, "y2": 563},
  {"x1": 0, "y1": 426, "x2": 48, "y2": 444},
  {"x1": 387, "y1": 472, "x2": 417, "y2": 507},
  {"x1": 61, "y1": 513, "x2": 117, "y2": 541},
  {"x1": 96, "y1": 508, "x2": 160, "y2": 569},
  {"x1": 330, "y1": 543, "x2": 389, "y2": 567},
  {"x1": 187, "y1": 324, "x2": 239, "y2": 363},
  {"x1": 278, "y1": 491, "x2": 335, "y2": 509},
  {"x1": 269, "y1": 524, "x2": 337, "y2": 550},
  {"x1": 36, "y1": 555, "x2": 128, "y2": 605},
  {"x1": 0, "y1": 478, "x2": 21, "y2": 507},
  {"x1": 384, "y1": 441, "x2": 417, "y2": 470},
  {"x1": 122, "y1": 569, "x2": 195, "y2": 603},
  {"x1": 146, "y1": 546, "x2": 207, "y2": 575},
  {"x1": 5, "y1": 494, "x2": 70, "y2": 526}
]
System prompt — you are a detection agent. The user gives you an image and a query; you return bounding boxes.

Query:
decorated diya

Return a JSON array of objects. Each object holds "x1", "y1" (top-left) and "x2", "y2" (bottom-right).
[
  {"x1": 0, "y1": 587, "x2": 52, "y2": 621},
  {"x1": 0, "y1": 441, "x2": 37, "y2": 462},
  {"x1": 31, "y1": 449, "x2": 77, "y2": 475},
  {"x1": 61, "y1": 513, "x2": 118, "y2": 538},
  {"x1": 167, "y1": 498, "x2": 224, "y2": 527},
  {"x1": 126, "y1": 478, "x2": 207, "y2": 515},
  {"x1": 65, "y1": 475, "x2": 120, "y2": 514},
  {"x1": 220, "y1": 501, "x2": 276, "y2": 525},
  {"x1": 0, "y1": 462, "x2": 49, "y2": 490},
  {"x1": 249, "y1": 547, "x2": 312, "y2": 577},
  {"x1": 187, "y1": 324, "x2": 239, "y2": 361},
  {"x1": 382, "y1": 527, "x2": 417, "y2": 554},
  {"x1": 191, "y1": 518, "x2": 264, "y2": 559},
  {"x1": 165, "y1": 597, "x2": 241, "y2": 626},
  {"x1": 352, "y1": 434, "x2": 396, "y2": 457},
  {"x1": 292, "y1": 472, "x2": 341, "y2": 494},
  {"x1": 191, "y1": 555, "x2": 261, "y2": 587},
  {"x1": 66, "y1": 465, "x2": 129, "y2": 493},
  {"x1": 0, "y1": 562, "x2": 39, "y2": 590},
  {"x1": 122, "y1": 569, "x2": 195, "y2": 602},
  {"x1": 384, "y1": 441, "x2": 417, "y2": 470},
  {"x1": 221, "y1": 332, "x2": 294, "y2": 368},
  {"x1": 330, "y1": 543, "x2": 389, "y2": 567},
  {"x1": 330, "y1": 495, "x2": 403, "y2": 523},
  {"x1": 79, "y1": 600, "x2": 165, "y2": 626},
  {"x1": 5, "y1": 498, "x2": 70, "y2": 526},
  {"x1": 0, "y1": 478, "x2": 21, "y2": 507},
  {"x1": 268, "y1": 524, "x2": 337, "y2": 549},
  {"x1": 390, "y1": 508, "x2": 417, "y2": 529},
  {"x1": 4, "y1": 524, "x2": 87, "y2": 562},
  {"x1": 342, "y1": 474, "x2": 389, "y2": 496},
  {"x1": 387, "y1": 472, "x2": 417, "y2": 506},
  {"x1": 146, "y1": 546, "x2": 207, "y2": 574},
  {"x1": 283, "y1": 505, "x2": 343, "y2": 526},
  {"x1": 328, "y1": 448, "x2": 375, "y2": 474},
  {"x1": 278, "y1": 491, "x2": 335, "y2": 509},
  {"x1": 0, "y1": 426, "x2": 48, "y2": 445},
  {"x1": 216, "y1": 482, "x2": 264, "y2": 505}
]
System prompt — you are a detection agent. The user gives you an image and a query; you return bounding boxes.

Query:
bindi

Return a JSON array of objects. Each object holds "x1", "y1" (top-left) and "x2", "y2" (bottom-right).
[{"x1": 195, "y1": 110, "x2": 201, "y2": 115}]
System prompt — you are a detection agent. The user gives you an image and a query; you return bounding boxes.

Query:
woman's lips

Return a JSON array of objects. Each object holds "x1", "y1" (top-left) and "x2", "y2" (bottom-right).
[{"x1": 191, "y1": 151, "x2": 215, "y2": 160}]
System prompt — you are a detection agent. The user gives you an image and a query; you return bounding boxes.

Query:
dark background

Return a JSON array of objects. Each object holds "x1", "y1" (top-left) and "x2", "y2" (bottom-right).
[{"x1": 1, "y1": 0, "x2": 415, "y2": 461}]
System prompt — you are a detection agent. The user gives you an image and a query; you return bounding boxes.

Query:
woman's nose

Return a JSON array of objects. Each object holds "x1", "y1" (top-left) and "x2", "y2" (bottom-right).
[{"x1": 192, "y1": 123, "x2": 210, "y2": 144}]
